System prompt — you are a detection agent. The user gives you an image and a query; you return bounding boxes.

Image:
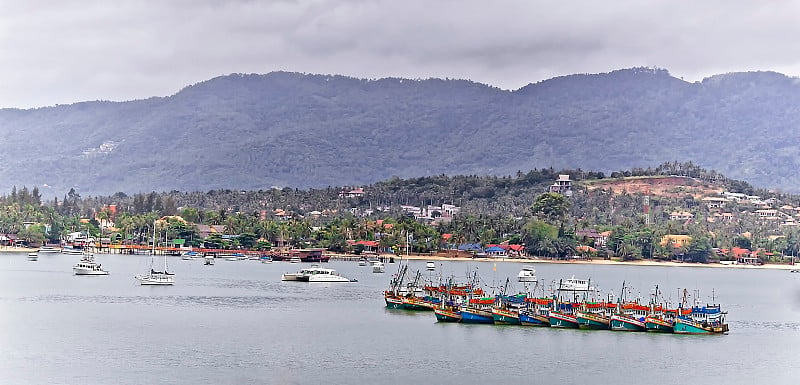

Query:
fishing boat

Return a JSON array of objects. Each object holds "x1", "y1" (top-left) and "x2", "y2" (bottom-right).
[
  {"x1": 610, "y1": 282, "x2": 647, "y2": 331},
  {"x1": 372, "y1": 261, "x2": 385, "y2": 273},
  {"x1": 135, "y1": 223, "x2": 174, "y2": 285},
  {"x1": 520, "y1": 297, "x2": 553, "y2": 326},
  {"x1": 673, "y1": 304, "x2": 728, "y2": 334},
  {"x1": 644, "y1": 308, "x2": 684, "y2": 333},
  {"x1": 548, "y1": 302, "x2": 580, "y2": 328},
  {"x1": 644, "y1": 285, "x2": 682, "y2": 333},
  {"x1": 434, "y1": 305, "x2": 462, "y2": 322},
  {"x1": 73, "y1": 253, "x2": 109, "y2": 275},
  {"x1": 610, "y1": 303, "x2": 648, "y2": 331},
  {"x1": 576, "y1": 302, "x2": 615, "y2": 330},
  {"x1": 460, "y1": 297, "x2": 495, "y2": 324},
  {"x1": 673, "y1": 290, "x2": 728, "y2": 334},
  {"x1": 517, "y1": 266, "x2": 537, "y2": 282},
  {"x1": 491, "y1": 280, "x2": 524, "y2": 325}
]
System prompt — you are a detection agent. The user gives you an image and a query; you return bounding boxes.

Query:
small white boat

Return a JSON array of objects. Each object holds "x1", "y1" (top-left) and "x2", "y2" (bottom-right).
[
  {"x1": 372, "y1": 261, "x2": 385, "y2": 273},
  {"x1": 260, "y1": 255, "x2": 273, "y2": 264},
  {"x1": 181, "y1": 251, "x2": 199, "y2": 260},
  {"x1": 517, "y1": 266, "x2": 537, "y2": 282},
  {"x1": 27, "y1": 252, "x2": 38, "y2": 261},
  {"x1": 283, "y1": 265, "x2": 355, "y2": 282},
  {"x1": 135, "y1": 270, "x2": 175, "y2": 285},
  {"x1": 426, "y1": 261, "x2": 436, "y2": 271},
  {"x1": 62, "y1": 246, "x2": 86, "y2": 255},
  {"x1": 73, "y1": 254, "x2": 109, "y2": 275},
  {"x1": 557, "y1": 276, "x2": 594, "y2": 292},
  {"x1": 204, "y1": 255, "x2": 215, "y2": 265},
  {"x1": 135, "y1": 222, "x2": 174, "y2": 285},
  {"x1": 358, "y1": 258, "x2": 368, "y2": 266},
  {"x1": 289, "y1": 256, "x2": 301, "y2": 264},
  {"x1": 38, "y1": 246, "x2": 62, "y2": 253}
]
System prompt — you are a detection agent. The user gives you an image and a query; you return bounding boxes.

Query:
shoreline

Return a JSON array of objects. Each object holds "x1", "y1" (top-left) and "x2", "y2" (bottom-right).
[
  {"x1": 4, "y1": 246, "x2": 795, "y2": 271},
  {"x1": 374, "y1": 253, "x2": 799, "y2": 270}
]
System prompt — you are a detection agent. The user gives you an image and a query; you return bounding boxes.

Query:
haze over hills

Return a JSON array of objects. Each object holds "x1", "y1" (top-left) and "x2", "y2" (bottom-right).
[{"x1": 1, "y1": 67, "x2": 800, "y2": 196}]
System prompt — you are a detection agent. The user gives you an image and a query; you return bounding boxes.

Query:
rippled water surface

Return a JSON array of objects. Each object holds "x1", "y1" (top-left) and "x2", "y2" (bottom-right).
[{"x1": 1, "y1": 252, "x2": 799, "y2": 384}]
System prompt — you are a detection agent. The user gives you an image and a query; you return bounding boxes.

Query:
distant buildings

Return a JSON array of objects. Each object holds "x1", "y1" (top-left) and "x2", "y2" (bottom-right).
[{"x1": 548, "y1": 174, "x2": 573, "y2": 196}]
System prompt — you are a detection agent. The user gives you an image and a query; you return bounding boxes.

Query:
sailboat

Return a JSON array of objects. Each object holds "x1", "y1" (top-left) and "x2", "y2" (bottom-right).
[{"x1": 135, "y1": 222, "x2": 175, "y2": 285}]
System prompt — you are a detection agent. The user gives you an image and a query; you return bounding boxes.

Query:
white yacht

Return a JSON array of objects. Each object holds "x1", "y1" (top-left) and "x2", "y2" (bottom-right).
[
  {"x1": 426, "y1": 261, "x2": 436, "y2": 271},
  {"x1": 283, "y1": 265, "x2": 355, "y2": 282},
  {"x1": 557, "y1": 276, "x2": 594, "y2": 292},
  {"x1": 372, "y1": 261, "x2": 385, "y2": 273},
  {"x1": 73, "y1": 254, "x2": 109, "y2": 275},
  {"x1": 517, "y1": 266, "x2": 537, "y2": 282},
  {"x1": 37, "y1": 246, "x2": 62, "y2": 253},
  {"x1": 62, "y1": 246, "x2": 86, "y2": 255}
]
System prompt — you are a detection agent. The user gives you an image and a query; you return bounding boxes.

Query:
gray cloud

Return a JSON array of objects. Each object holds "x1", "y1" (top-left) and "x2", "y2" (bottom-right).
[{"x1": 2, "y1": 0, "x2": 800, "y2": 108}]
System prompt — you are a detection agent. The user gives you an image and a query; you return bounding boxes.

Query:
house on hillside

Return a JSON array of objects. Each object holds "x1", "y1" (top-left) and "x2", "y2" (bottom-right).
[
  {"x1": 339, "y1": 187, "x2": 365, "y2": 198},
  {"x1": 660, "y1": 234, "x2": 692, "y2": 247},
  {"x1": 196, "y1": 224, "x2": 225, "y2": 239},
  {"x1": 669, "y1": 211, "x2": 694, "y2": 221},
  {"x1": 548, "y1": 174, "x2": 573, "y2": 197}
]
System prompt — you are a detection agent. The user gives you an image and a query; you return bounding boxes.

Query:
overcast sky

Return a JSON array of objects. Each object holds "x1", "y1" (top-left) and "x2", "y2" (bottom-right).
[{"x1": 1, "y1": 0, "x2": 799, "y2": 108}]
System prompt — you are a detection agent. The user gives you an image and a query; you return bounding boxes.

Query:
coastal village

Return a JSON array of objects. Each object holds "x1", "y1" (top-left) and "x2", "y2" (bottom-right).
[{"x1": 3, "y1": 163, "x2": 800, "y2": 270}]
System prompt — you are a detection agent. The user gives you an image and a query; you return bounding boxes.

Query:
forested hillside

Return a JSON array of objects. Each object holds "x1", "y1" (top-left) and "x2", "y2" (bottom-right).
[{"x1": 2, "y1": 67, "x2": 800, "y2": 195}]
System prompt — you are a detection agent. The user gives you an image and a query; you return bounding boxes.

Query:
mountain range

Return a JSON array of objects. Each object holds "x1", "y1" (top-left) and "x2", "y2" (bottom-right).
[{"x1": 2, "y1": 67, "x2": 799, "y2": 196}]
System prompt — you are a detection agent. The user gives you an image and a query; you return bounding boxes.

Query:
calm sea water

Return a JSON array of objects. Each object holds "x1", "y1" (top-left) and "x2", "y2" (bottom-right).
[{"x1": 1, "y1": 252, "x2": 799, "y2": 384}]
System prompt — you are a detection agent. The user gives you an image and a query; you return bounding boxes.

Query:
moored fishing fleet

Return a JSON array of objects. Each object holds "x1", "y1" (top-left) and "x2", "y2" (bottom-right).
[{"x1": 384, "y1": 263, "x2": 729, "y2": 335}]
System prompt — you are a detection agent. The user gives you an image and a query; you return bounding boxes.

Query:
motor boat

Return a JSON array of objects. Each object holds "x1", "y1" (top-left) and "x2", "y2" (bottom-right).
[
  {"x1": 282, "y1": 265, "x2": 355, "y2": 282},
  {"x1": 37, "y1": 246, "x2": 61, "y2": 253},
  {"x1": 358, "y1": 258, "x2": 368, "y2": 266},
  {"x1": 557, "y1": 276, "x2": 595, "y2": 292},
  {"x1": 260, "y1": 255, "x2": 273, "y2": 264},
  {"x1": 372, "y1": 261, "x2": 385, "y2": 273},
  {"x1": 73, "y1": 254, "x2": 109, "y2": 275},
  {"x1": 181, "y1": 251, "x2": 199, "y2": 260},
  {"x1": 426, "y1": 261, "x2": 436, "y2": 271},
  {"x1": 517, "y1": 266, "x2": 537, "y2": 282},
  {"x1": 27, "y1": 252, "x2": 38, "y2": 261},
  {"x1": 289, "y1": 256, "x2": 301, "y2": 263}
]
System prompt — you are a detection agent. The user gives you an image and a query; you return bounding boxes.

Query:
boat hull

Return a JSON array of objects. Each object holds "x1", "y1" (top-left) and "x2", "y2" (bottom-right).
[
  {"x1": 385, "y1": 295, "x2": 404, "y2": 309},
  {"x1": 401, "y1": 297, "x2": 435, "y2": 311},
  {"x1": 519, "y1": 311, "x2": 550, "y2": 326},
  {"x1": 548, "y1": 311, "x2": 580, "y2": 328},
  {"x1": 673, "y1": 318, "x2": 728, "y2": 334},
  {"x1": 645, "y1": 316, "x2": 674, "y2": 333},
  {"x1": 576, "y1": 311, "x2": 611, "y2": 330},
  {"x1": 73, "y1": 267, "x2": 109, "y2": 275},
  {"x1": 460, "y1": 308, "x2": 494, "y2": 324},
  {"x1": 135, "y1": 274, "x2": 174, "y2": 285},
  {"x1": 434, "y1": 307, "x2": 462, "y2": 322},
  {"x1": 610, "y1": 314, "x2": 646, "y2": 332},
  {"x1": 492, "y1": 308, "x2": 521, "y2": 325}
]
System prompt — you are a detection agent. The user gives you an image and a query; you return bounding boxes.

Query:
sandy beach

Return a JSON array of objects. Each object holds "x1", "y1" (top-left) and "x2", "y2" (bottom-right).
[{"x1": 376, "y1": 253, "x2": 799, "y2": 270}]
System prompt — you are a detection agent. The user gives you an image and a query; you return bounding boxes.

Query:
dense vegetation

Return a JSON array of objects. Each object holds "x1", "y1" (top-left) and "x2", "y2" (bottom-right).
[
  {"x1": 3, "y1": 162, "x2": 799, "y2": 264},
  {"x1": 3, "y1": 68, "x2": 800, "y2": 195}
]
